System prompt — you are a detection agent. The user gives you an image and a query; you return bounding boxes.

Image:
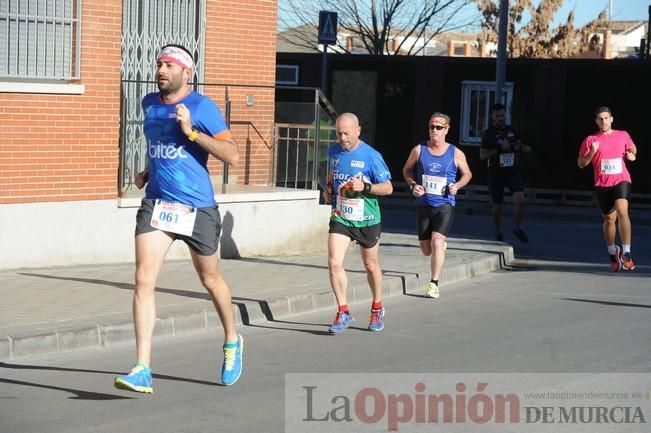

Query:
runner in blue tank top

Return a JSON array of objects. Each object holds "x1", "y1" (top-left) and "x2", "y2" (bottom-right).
[
  {"x1": 114, "y1": 44, "x2": 243, "y2": 394},
  {"x1": 402, "y1": 112, "x2": 472, "y2": 299}
]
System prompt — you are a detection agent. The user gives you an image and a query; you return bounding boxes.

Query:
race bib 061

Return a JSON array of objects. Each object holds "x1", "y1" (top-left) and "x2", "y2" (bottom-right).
[{"x1": 151, "y1": 200, "x2": 197, "y2": 236}]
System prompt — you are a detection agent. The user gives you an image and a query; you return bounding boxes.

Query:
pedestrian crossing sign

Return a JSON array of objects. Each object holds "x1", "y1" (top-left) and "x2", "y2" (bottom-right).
[{"x1": 318, "y1": 11, "x2": 338, "y2": 45}]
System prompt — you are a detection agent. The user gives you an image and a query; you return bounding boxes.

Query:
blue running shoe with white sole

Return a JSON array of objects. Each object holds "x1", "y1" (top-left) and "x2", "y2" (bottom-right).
[
  {"x1": 221, "y1": 334, "x2": 243, "y2": 386},
  {"x1": 368, "y1": 307, "x2": 385, "y2": 332},
  {"x1": 329, "y1": 311, "x2": 354, "y2": 334},
  {"x1": 114, "y1": 363, "x2": 153, "y2": 394}
]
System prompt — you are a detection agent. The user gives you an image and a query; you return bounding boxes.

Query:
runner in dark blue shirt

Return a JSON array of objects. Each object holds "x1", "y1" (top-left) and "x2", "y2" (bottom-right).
[{"x1": 480, "y1": 103, "x2": 531, "y2": 243}]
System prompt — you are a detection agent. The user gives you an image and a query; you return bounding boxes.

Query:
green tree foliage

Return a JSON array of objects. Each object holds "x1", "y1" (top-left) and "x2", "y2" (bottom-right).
[{"x1": 474, "y1": 0, "x2": 608, "y2": 58}]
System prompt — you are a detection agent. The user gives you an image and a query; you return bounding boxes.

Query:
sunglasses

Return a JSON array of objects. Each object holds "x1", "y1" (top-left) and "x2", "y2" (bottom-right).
[{"x1": 429, "y1": 125, "x2": 446, "y2": 130}]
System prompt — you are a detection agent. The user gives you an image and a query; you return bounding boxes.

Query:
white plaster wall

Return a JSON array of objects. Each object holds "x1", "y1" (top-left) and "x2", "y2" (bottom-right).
[
  {"x1": 215, "y1": 189, "x2": 331, "y2": 258},
  {"x1": 611, "y1": 26, "x2": 647, "y2": 56},
  {"x1": 0, "y1": 189, "x2": 330, "y2": 270}
]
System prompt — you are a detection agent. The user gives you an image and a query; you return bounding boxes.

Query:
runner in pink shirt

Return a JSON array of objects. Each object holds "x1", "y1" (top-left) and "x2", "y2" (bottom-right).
[{"x1": 578, "y1": 106, "x2": 637, "y2": 272}]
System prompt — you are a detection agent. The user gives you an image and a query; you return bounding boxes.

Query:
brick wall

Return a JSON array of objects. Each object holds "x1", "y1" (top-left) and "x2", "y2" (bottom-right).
[
  {"x1": 0, "y1": 1, "x2": 122, "y2": 204},
  {"x1": 0, "y1": 0, "x2": 279, "y2": 204},
  {"x1": 205, "y1": 0, "x2": 278, "y2": 186}
]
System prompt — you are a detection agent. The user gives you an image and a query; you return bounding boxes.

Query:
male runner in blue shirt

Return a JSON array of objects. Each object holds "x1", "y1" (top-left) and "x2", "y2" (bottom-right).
[{"x1": 114, "y1": 44, "x2": 242, "y2": 393}]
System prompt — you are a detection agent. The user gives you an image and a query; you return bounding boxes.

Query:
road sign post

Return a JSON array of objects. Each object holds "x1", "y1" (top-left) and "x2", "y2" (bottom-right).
[{"x1": 318, "y1": 11, "x2": 337, "y2": 97}]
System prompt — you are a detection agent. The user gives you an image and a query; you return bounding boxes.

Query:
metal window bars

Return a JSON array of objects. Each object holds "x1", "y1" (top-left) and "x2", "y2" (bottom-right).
[{"x1": 0, "y1": 0, "x2": 81, "y2": 80}]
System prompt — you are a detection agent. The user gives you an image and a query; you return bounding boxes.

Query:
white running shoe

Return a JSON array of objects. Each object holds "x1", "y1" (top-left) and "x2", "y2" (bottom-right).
[{"x1": 425, "y1": 282, "x2": 440, "y2": 299}]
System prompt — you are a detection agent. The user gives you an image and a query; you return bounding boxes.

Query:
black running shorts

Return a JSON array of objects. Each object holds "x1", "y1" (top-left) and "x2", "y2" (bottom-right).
[
  {"x1": 595, "y1": 181, "x2": 631, "y2": 215},
  {"x1": 487, "y1": 171, "x2": 524, "y2": 204},
  {"x1": 329, "y1": 220, "x2": 382, "y2": 249},
  {"x1": 416, "y1": 203, "x2": 455, "y2": 240}
]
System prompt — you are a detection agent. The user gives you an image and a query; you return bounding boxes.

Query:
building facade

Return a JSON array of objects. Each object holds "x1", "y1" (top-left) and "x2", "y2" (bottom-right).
[
  {"x1": 1, "y1": 0, "x2": 277, "y2": 205},
  {"x1": 0, "y1": 1, "x2": 335, "y2": 270}
]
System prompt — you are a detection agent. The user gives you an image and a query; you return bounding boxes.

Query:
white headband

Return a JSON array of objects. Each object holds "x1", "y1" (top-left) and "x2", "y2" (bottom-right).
[{"x1": 157, "y1": 46, "x2": 194, "y2": 69}]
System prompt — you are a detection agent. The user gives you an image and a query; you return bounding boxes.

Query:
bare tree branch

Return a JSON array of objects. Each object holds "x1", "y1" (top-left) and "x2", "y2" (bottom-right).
[{"x1": 278, "y1": 0, "x2": 478, "y2": 56}]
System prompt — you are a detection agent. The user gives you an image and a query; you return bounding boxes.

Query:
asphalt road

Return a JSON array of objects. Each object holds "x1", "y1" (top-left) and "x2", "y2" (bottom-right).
[{"x1": 1, "y1": 210, "x2": 649, "y2": 433}]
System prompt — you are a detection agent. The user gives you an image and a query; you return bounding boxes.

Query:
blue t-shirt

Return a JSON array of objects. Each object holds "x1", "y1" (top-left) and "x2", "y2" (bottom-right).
[
  {"x1": 142, "y1": 91, "x2": 228, "y2": 208},
  {"x1": 328, "y1": 141, "x2": 392, "y2": 227},
  {"x1": 414, "y1": 143, "x2": 458, "y2": 207}
]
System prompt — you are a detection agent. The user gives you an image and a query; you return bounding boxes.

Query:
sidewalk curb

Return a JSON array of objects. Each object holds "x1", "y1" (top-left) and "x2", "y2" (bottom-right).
[{"x1": 0, "y1": 244, "x2": 513, "y2": 361}]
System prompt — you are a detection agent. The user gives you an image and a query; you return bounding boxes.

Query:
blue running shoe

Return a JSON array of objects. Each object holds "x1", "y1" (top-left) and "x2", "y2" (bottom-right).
[
  {"x1": 329, "y1": 311, "x2": 354, "y2": 334},
  {"x1": 368, "y1": 307, "x2": 385, "y2": 332},
  {"x1": 114, "y1": 363, "x2": 153, "y2": 394},
  {"x1": 221, "y1": 334, "x2": 243, "y2": 386}
]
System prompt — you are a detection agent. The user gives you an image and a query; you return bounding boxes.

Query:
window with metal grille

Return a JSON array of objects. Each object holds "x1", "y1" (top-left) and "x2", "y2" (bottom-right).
[
  {"x1": 0, "y1": 0, "x2": 81, "y2": 81},
  {"x1": 460, "y1": 80, "x2": 514, "y2": 145}
]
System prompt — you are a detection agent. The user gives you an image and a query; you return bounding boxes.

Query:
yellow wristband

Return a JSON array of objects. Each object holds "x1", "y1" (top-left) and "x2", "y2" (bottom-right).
[{"x1": 188, "y1": 129, "x2": 199, "y2": 142}]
